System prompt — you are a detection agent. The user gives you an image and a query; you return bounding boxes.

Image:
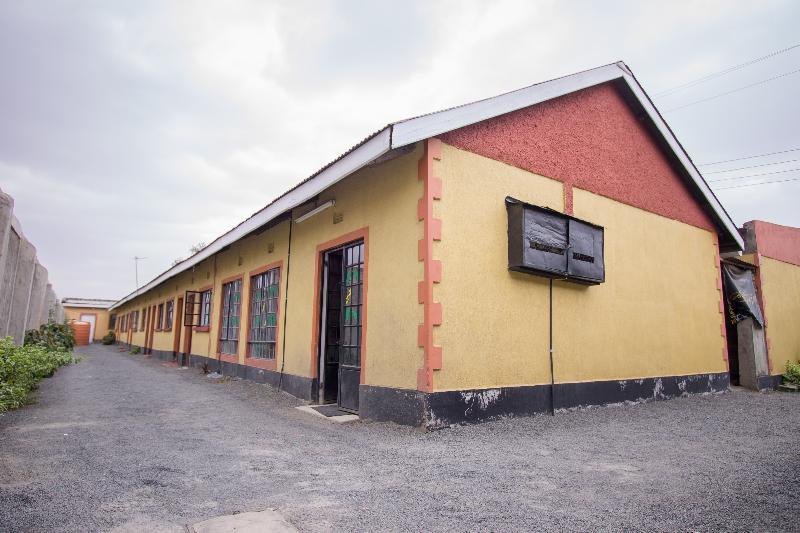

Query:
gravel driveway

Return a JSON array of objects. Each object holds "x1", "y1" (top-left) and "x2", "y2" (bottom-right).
[{"x1": 1, "y1": 343, "x2": 798, "y2": 532}]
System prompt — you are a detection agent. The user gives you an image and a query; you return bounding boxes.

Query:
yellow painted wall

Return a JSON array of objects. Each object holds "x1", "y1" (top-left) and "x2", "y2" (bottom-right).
[
  {"x1": 282, "y1": 145, "x2": 423, "y2": 388},
  {"x1": 434, "y1": 143, "x2": 726, "y2": 391},
  {"x1": 64, "y1": 307, "x2": 111, "y2": 341},
  {"x1": 111, "y1": 145, "x2": 422, "y2": 390},
  {"x1": 114, "y1": 254, "x2": 224, "y2": 358},
  {"x1": 434, "y1": 144, "x2": 564, "y2": 390},
  {"x1": 556, "y1": 188, "x2": 726, "y2": 382},
  {"x1": 758, "y1": 256, "x2": 800, "y2": 374}
]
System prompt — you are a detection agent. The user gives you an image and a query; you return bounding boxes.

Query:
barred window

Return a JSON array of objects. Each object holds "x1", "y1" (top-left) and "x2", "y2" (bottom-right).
[
  {"x1": 199, "y1": 290, "x2": 212, "y2": 327},
  {"x1": 219, "y1": 280, "x2": 242, "y2": 355},
  {"x1": 248, "y1": 268, "x2": 280, "y2": 359},
  {"x1": 157, "y1": 303, "x2": 164, "y2": 330},
  {"x1": 165, "y1": 300, "x2": 174, "y2": 329},
  {"x1": 141, "y1": 308, "x2": 146, "y2": 330},
  {"x1": 341, "y1": 242, "x2": 364, "y2": 367}
]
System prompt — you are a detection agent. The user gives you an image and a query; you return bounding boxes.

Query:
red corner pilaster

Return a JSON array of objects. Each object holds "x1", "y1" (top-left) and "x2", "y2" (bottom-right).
[{"x1": 417, "y1": 138, "x2": 443, "y2": 392}]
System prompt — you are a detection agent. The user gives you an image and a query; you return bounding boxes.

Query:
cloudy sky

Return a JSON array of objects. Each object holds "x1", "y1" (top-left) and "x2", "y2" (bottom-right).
[{"x1": 1, "y1": 0, "x2": 799, "y2": 300}]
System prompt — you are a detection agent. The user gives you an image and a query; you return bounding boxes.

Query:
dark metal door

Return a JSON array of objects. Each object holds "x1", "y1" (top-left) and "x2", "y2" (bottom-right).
[{"x1": 337, "y1": 241, "x2": 364, "y2": 412}]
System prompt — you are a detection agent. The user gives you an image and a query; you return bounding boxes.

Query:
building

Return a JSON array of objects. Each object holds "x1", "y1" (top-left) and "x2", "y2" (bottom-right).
[
  {"x1": 62, "y1": 298, "x2": 116, "y2": 343},
  {"x1": 110, "y1": 62, "x2": 746, "y2": 427},
  {"x1": 722, "y1": 221, "x2": 800, "y2": 390}
]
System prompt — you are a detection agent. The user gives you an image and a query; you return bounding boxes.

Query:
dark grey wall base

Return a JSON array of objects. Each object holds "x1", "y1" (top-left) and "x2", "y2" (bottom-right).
[
  {"x1": 425, "y1": 384, "x2": 552, "y2": 427},
  {"x1": 115, "y1": 343, "x2": 731, "y2": 429},
  {"x1": 185, "y1": 353, "x2": 317, "y2": 401},
  {"x1": 148, "y1": 348, "x2": 175, "y2": 363},
  {"x1": 360, "y1": 372, "x2": 731, "y2": 429},
  {"x1": 116, "y1": 345, "x2": 317, "y2": 401},
  {"x1": 554, "y1": 372, "x2": 730, "y2": 411},
  {"x1": 360, "y1": 385, "x2": 427, "y2": 427},
  {"x1": 757, "y1": 374, "x2": 782, "y2": 391}
]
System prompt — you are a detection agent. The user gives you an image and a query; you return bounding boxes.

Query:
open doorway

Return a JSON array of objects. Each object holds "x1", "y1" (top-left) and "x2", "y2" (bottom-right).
[
  {"x1": 79, "y1": 313, "x2": 97, "y2": 343},
  {"x1": 317, "y1": 240, "x2": 364, "y2": 413},
  {"x1": 173, "y1": 297, "x2": 184, "y2": 362},
  {"x1": 723, "y1": 289, "x2": 740, "y2": 386}
]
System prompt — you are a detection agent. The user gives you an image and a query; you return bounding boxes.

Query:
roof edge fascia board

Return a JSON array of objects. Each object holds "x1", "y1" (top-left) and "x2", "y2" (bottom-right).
[
  {"x1": 614, "y1": 64, "x2": 743, "y2": 251},
  {"x1": 110, "y1": 127, "x2": 392, "y2": 310},
  {"x1": 390, "y1": 63, "x2": 623, "y2": 147},
  {"x1": 63, "y1": 302, "x2": 114, "y2": 309}
]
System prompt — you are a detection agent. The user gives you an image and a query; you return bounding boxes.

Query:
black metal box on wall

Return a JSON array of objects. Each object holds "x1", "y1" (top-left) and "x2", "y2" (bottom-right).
[{"x1": 506, "y1": 197, "x2": 605, "y2": 284}]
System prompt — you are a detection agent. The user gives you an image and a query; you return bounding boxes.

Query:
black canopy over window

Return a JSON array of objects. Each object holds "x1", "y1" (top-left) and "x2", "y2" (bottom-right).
[{"x1": 507, "y1": 197, "x2": 605, "y2": 284}]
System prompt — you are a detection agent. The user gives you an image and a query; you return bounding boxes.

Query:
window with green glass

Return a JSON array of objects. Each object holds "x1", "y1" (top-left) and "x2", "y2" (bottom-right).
[
  {"x1": 219, "y1": 279, "x2": 242, "y2": 355},
  {"x1": 248, "y1": 268, "x2": 280, "y2": 359}
]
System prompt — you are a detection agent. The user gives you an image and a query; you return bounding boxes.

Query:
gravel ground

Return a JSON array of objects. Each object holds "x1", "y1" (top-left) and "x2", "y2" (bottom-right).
[{"x1": 1, "y1": 344, "x2": 798, "y2": 532}]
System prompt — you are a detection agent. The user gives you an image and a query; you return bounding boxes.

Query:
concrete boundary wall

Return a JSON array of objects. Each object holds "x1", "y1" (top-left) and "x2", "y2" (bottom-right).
[
  {"x1": 0, "y1": 227, "x2": 21, "y2": 337},
  {"x1": 42, "y1": 284, "x2": 55, "y2": 325},
  {"x1": 0, "y1": 190, "x2": 13, "y2": 287},
  {"x1": 0, "y1": 188, "x2": 59, "y2": 344},
  {"x1": 26, "y1": 263, "x2": 48, "y2": 331},
  {"x1": 6, "y1": 238, "x2": 36, "y2": 343}
]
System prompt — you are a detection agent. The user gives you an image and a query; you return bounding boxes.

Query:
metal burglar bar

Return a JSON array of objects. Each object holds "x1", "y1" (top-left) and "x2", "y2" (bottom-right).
[
  {"x1": 336, "y1": 240, "x2": 364, "y2": 412},
  {"x1": 199, "y1": 290, "x2": 212, "y2": 327},
  {"x1": 184, "y1": 290, "x2": 202, "y2": 327},
  {"x1": 248, "y1": 268, "x2": 280, "y2": 359},
  {"x1": 340, "y1": 242, "x2": 364, "y2": 367},
  {"x1": 219, "y1": 279, "x2": 242, "y2": 355}
]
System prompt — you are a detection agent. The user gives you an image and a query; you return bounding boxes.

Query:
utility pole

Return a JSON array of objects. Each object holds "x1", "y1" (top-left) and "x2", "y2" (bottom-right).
[{"x1": 134, "y1": 256, "x2": 147, "y2": 293}]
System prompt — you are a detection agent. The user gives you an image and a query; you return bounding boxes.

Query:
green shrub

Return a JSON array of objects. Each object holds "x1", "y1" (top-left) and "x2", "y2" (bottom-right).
[
  {"x1": 24, "y1": 322, "x2": 75, "y2": 352},
  {"x1": 784, "y1": 360, "x2": 800, "y2": 385},
  {"x1": 130, "y1": 346, "x2": 141, "y2": 354},
  {"x1": 101, "y1": 331, "x2": 116, "y2": 345},
  {"x1": 0, "y1": 337, "x2": 76, "y2": 413}
]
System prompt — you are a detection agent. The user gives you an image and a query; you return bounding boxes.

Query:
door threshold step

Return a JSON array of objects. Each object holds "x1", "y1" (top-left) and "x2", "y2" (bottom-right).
[{"x1": 296, "y1": 405, "x2": 360, "y2": 423}]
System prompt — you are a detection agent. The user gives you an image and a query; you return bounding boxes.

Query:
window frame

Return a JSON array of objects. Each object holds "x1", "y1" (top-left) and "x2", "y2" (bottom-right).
[
  {"x1": 194, "y1": 286, "x2": 213, "y2": 332},
  {"x1": 245, "y1": 261, "x2": 283, "y2": 369},
  {"x1": 156, "y1": 302, "x2": 165, "y2": 331},
  {"x1": 164, "y1": 299, "x2": 174, "y2": 331},
  {"x1": 217, "y1": 275, "x2": 243, "y2": 357}
]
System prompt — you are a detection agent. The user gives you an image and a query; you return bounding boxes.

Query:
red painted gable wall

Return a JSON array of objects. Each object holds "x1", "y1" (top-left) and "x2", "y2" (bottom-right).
[
  {"x1": 440, "y1": 83, "x2": 716, "y2": 232},
  {"x1": 747, "y1": 220, "x2": 800, "y2": 267}
]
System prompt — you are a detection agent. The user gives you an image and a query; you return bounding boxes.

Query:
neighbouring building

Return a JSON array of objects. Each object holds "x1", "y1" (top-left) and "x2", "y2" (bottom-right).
[
  {"x1": 110, "y1": 62, "x2": 749, "y2": 427},
  {"x1": 0, "y1": 187, "x2": 61, "y2": 344},
  {"x1": 722, "y1": 221, "x2": 800, "y2": 391},
  {"x1": 62, "y1": 298, "x2": 116, "y2": 343}
]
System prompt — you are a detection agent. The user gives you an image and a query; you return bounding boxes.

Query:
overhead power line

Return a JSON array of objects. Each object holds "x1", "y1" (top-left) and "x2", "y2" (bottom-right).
[
  {"x1": 698, "y1": 147, "x2": 800, "y2": 166},
  {"x1": 707, "y1": 167, "x2": 800, "y2": 183},
  {"x1": 653, "y1": 43, "x2": 800, "y2": 97},
  {"x1": 663, "y1": 68, "x2": 800, "y2": 112},
  {"x1": 704, "y1": 158, "x2": 800, "y2": 174},
  {"x1": 714, "y1": 176, "x2": 800, "y2": 190}
]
